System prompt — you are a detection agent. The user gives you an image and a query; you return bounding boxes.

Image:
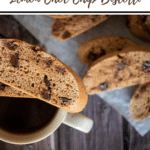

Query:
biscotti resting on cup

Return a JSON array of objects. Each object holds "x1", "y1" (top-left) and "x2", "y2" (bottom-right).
[
  {"x1": 83, "y1": 46, "x2": 150, "y2": 95},
  {"x1": 78, "y1": 36, "x2": 138, "y2": 65},
  {"x1": 126, "y1": 15, "x2": 150, "y2": 42},
  {"x1": 0, "y1": 39, "x2": 88, "y2": 113},
  {"x1": 130, "y1": 82, "x2": 150, "y2": 120},
  {"x1": 52, "y1": 15, "x2": 110, "y2": 41}
]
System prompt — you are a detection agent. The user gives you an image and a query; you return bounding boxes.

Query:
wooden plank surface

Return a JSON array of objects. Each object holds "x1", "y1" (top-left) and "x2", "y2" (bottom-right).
[
  {"x1": 0, "y1": 15, "x2": 150, "y2": 150},
  {"x1": 55, "y1": 95, "x2": 123, "y2": 150}
]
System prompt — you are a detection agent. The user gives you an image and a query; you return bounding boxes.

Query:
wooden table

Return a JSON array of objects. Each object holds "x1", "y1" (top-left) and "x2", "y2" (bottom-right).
[{"x1": 0, "y1": 15, "x2": 150, "y2": 150}]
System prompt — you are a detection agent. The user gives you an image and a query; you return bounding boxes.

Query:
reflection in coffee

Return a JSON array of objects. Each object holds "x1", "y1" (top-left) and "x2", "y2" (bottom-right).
[{"x1": 0, "y1": 97, "x2": 58, "y2": 134}]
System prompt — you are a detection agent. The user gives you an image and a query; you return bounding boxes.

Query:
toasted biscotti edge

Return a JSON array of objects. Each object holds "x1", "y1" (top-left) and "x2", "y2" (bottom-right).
[{"x1": 55, "y1": 59, "x2": 88, "y2": 113}]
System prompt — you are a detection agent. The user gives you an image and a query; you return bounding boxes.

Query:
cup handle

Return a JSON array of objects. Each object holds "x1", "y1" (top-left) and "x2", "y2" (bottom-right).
[{"x1": 62, "y1": 112, "x2": 93, "y2": 133}]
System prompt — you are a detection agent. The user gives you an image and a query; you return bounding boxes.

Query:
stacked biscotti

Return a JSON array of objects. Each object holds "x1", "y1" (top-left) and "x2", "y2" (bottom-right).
[
  {"x1": 78, "y1": 35, "x2": 150, "y2": 120},
  {"x1": 0, "y1": 39, "x2": 88, "y2": 113}
]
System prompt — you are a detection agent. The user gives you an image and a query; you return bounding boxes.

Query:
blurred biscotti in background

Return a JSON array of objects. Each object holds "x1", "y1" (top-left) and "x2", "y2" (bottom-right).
[
  {"x1": 52, "y1": 15, "x2": 110, "y2": 41},
  {"x1": 130, "y1": 82, "x2": 150, "y2": 120},
  {"x1": 78, "y1": 36, "x2": 138, "y2": 65},
  {"x1": 126, "y1": 15, "x2": 150, "y2": 42},
  {"x1": 83, "y1": 46, "x2": 150, "y2": 95}
]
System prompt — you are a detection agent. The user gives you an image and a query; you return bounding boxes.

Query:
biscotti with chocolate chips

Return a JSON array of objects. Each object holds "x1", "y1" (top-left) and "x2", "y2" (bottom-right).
[
  {"x1": 78, "y1": 36, "x2": 138, "y2": 65},
  {"x1": 52, "y1": 15, "x2": 110, "y2": 41},
  {"x1": 0, "y1": 39, "x2": 88, "y2": 113},
  {"x1": 83, "y1": 46, "x2": 150, "y2": 95},
  {"x1": 126, "y1": 15, "x2": 150, "y2": 42},
  {"x1": 0, "y1": 82, "x2": 31, "y2": 98},
  {"x1": 130, "y1": 82, "x2": 150, "y2": 120}
]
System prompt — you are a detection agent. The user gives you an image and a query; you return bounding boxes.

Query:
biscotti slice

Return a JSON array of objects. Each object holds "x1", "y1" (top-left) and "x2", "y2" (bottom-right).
[
  {"x1": 78, "y1": 36, "x2": 138, "y2": 65},
  {"x1": 83, "y1": 46, "x2": 150, "y2": 95},
  {"x1": 130, "y1": 82, "x2": 150, "y2": 120},
  {"x1": 126, "y1": 15, "x2": 150, "y2": 42},
  {"x1": 0, "y1": 82, "x2": 31, "y2": 98},
  {"x1": 48, "y1": 15, "x2": 73, "y2": 19},
  {"x1": 0, "y1": 39, "x2": 88, "y2": 113},
  {"x1": 52, "y1": 15, "x2": 110, "y2": 41}
]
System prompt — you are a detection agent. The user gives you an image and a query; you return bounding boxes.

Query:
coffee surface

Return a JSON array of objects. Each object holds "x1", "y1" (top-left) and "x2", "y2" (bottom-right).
[{"x1": 0, "y1": 97, "x2": 58, "y2": 134}]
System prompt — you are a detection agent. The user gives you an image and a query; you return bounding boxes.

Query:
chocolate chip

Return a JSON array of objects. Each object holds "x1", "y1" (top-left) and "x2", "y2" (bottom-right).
[
  {"x1": 56, "y1": 67, "x2": 66, "y2": 75},
  {"x1": 129, "y1": 73, "x2": 133, "y2": 77},
  {"x1": 117, "y1": 54, "x2": 124, "y2": 59},
  {"x1": 148, "y1": 106, "x2": 150, "y2": 112},
  {"x1": 5, "y1": 41, "x2": 18, "y2": 50},
  {"x1": 134, "y1": 94, "x2": 139, "y2": 99},
  {"x1": 92, "y1": 18, "x2": 96, "y2": 22},
  {"x1": 142, "y1": 61, "x2": 150, "y2": 70},
  {"x1": 99, "y1": 82, "x2": 109, "y2": 90},
  {"x1": 30, "y1": 83, "x2": 34, "y2": 87},
  {"x1": 114, "y1": 71, "x2": 118, "y2": 78},
  {"x1": 10, "y1": 53, "x2": 19, "y2": 68},
  {"x1": 44, "y1": 75, "x2": 50, "y2": 87},
  {"x1": 36, "y1": 59, "x2": 40, "y2": 63},
  {"x1": 41, "y1": 88, "x2": 51, "y2": 100},
  {"x1": 88, "y1": 49, "x2": 106, "y2": 61},
  {"x1": 118, "y1": 78, "x2": 122, "y2": 82},
  {"x1": 31, "y1": 46, "x2": 43, "y2": 52},
  {"x1": 31, "y1": 46, "x2": 37, "y2": 52},
  {"x1": 53, "y1": 21, "x2": 64, "y2": 32},
  {"x1": 140, "y1": 83, "x2": 150, "y2": 93},
  {"x1": 118, "y1": 49, "x2": 122, "y2": 51},
  {"x1": 37, "y1": 54, "x2": 41, "y2": 57},
  {"x1": 59, "y1": 97, "x2": 71, "y2": 102},
  {"x1": 117, "y1": 60, "x2": 127, "y2": 71},
  {"x1": 0, "y1": 82, "x2": 6, "y2": 91},
  {"x1": 139, "y1": 15, "x2": 147, "y2": 23},
  {"x1": 62, "y1": 30, "x2": 71, "y2": 39},
  {"x1": 46, "y1": 60, "x2": 53, "y2": 67},
  {"x1": 140, "y1": 85, "x2": 147, "y2": 93},
  {"x1": 146, "y1": 106, "x2": 150, "y2": 112}
]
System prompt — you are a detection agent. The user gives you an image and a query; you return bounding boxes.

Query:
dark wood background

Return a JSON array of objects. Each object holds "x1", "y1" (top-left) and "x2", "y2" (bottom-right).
[{"x1": 0, "y1": 15, "x2": 150, "y2": 150}]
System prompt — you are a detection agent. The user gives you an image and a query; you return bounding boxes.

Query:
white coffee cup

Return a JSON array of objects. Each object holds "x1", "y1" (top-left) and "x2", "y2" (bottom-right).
[{"x1": 0, "y1": 108, "x2": 93, "y2": 145}]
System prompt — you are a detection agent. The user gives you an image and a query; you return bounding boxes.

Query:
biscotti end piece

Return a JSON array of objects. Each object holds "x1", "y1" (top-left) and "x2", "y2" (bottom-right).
[
  {"x1": 126, "y1": 15, "x2": 150, "y2": 42},
  {"x1": 83, "y1": 46, "x2": 150, "y2": 95},
  {"x1": 52, "y1": 15, "x2": 110, "y2": 41},
  {"x1": 0, "y1": 39, "x2": 88, "y2": 113},
  {"x1": 130, "y1": 82, "x2": 150, "y2": 120},
  {"x1": 78, "y1": 36, "x2": 138, "y2": 65}
]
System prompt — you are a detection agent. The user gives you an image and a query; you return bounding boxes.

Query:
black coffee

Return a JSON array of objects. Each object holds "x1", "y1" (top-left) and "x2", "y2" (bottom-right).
[{"x1": 0, "y1": 97, "x2": 58, "y2": 134}]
